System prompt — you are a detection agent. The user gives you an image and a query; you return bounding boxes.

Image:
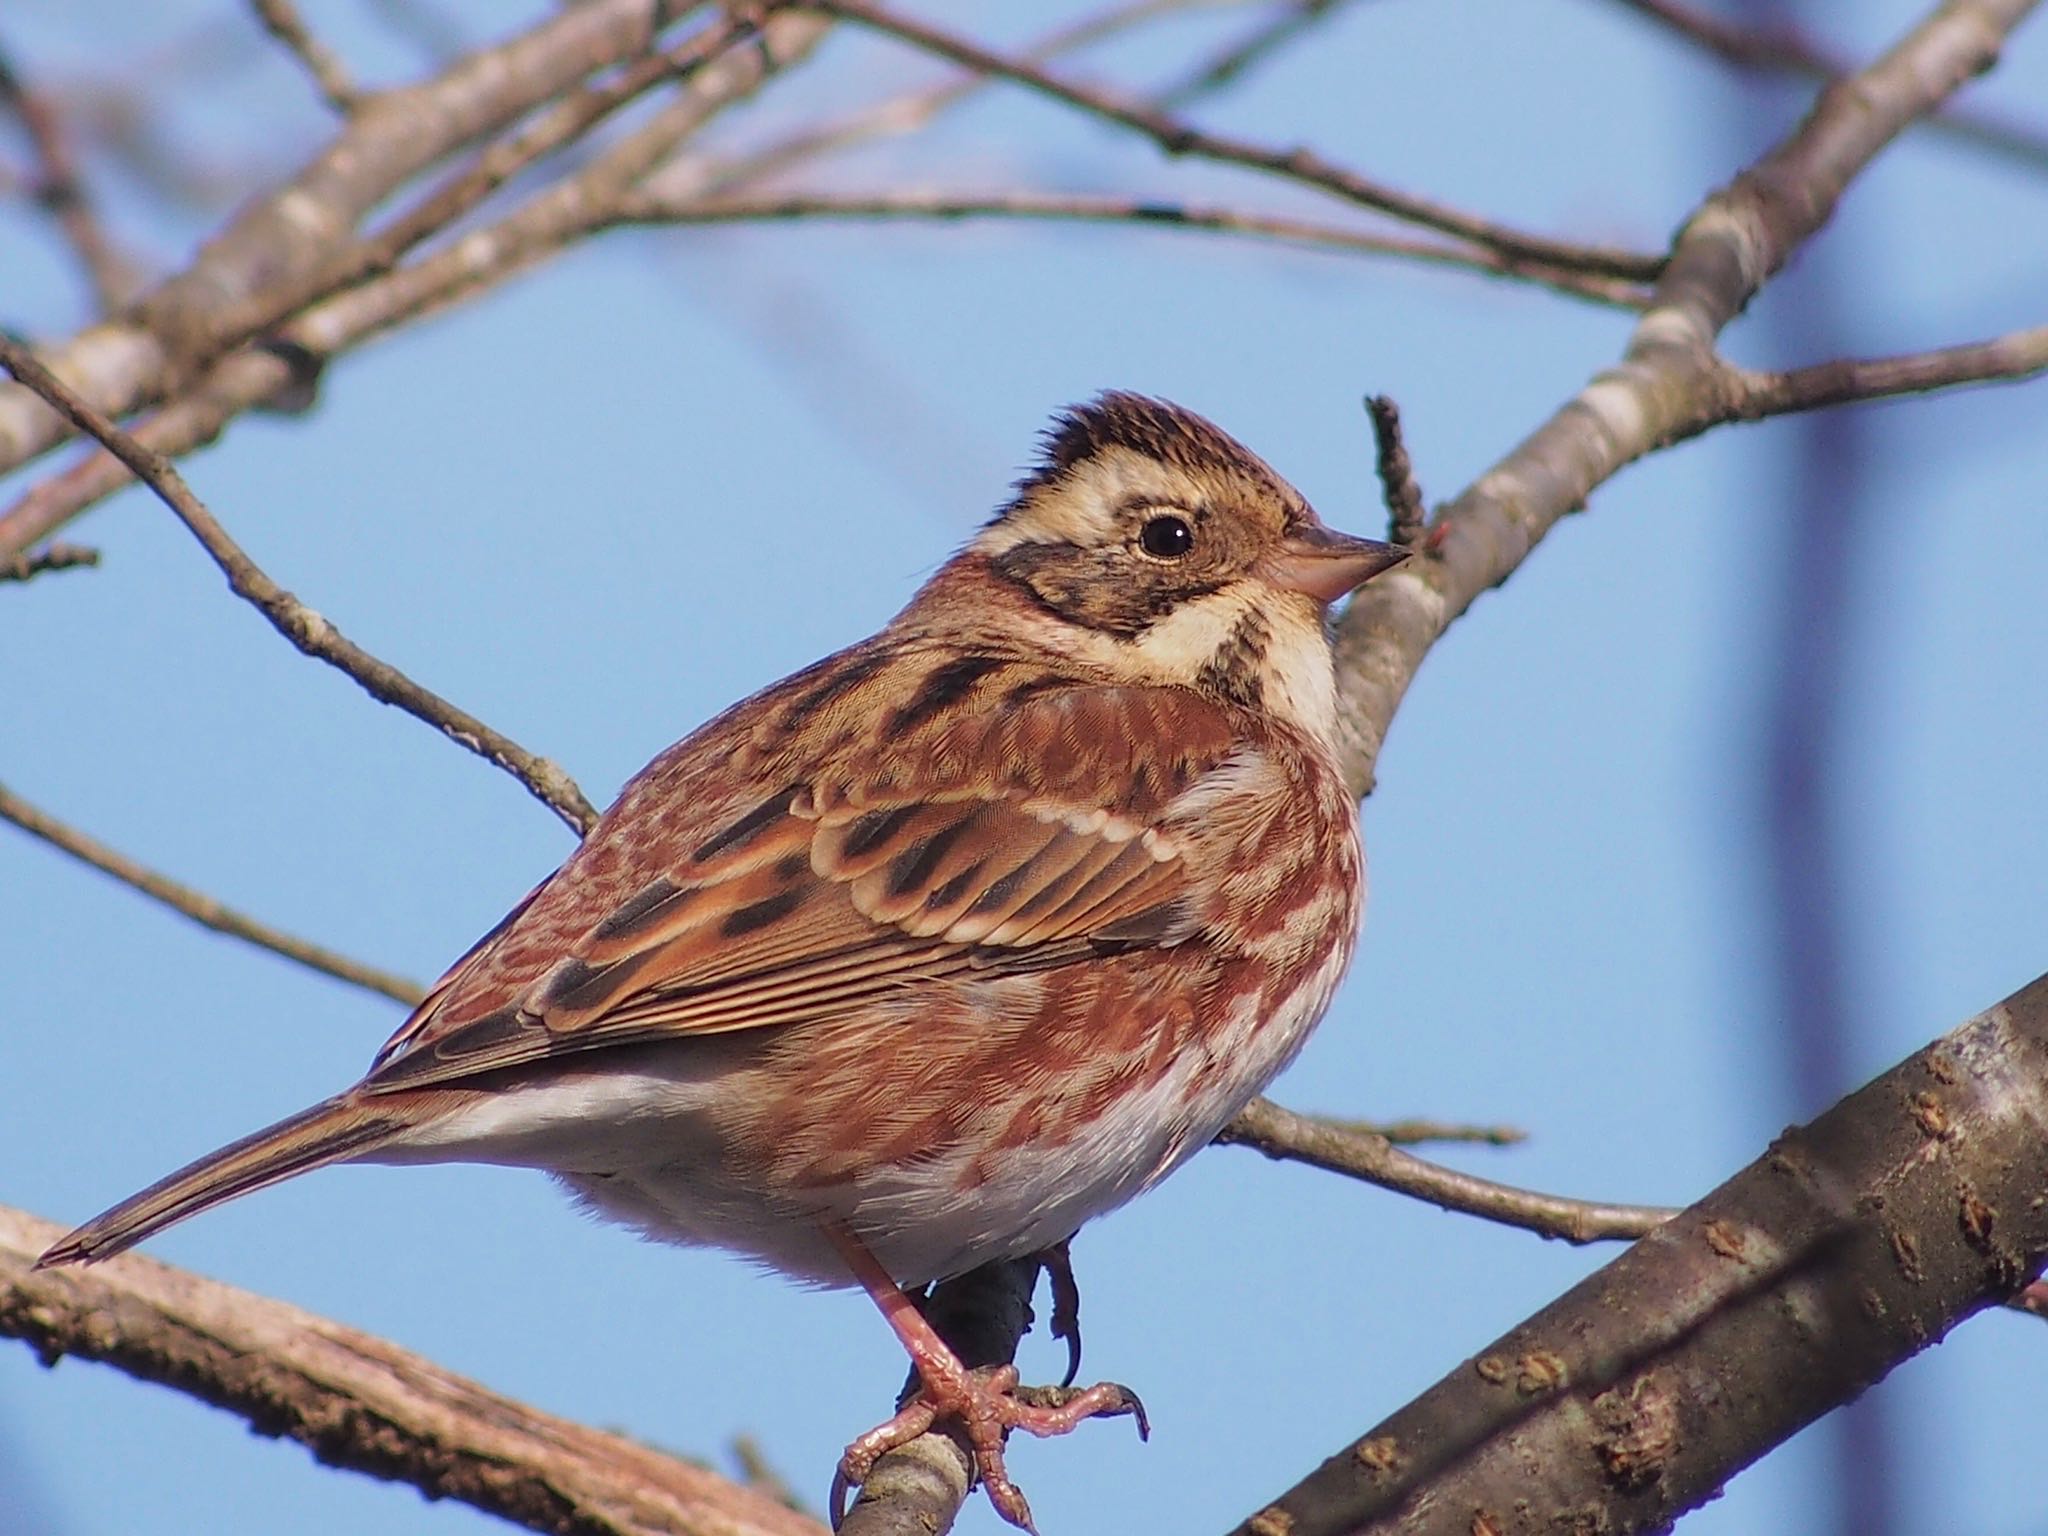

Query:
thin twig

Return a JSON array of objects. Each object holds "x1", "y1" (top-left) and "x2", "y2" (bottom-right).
[
  {"x1": 1606, "y1": 0, "x2": 2048, "y2": 174},
  {"x1": 731, "y1": 1434, "x2": 814, "y2": 1517},
  {"x1": 248, "y1": 0, "x2": 363, "y2": 115},
  {"x1": 0, "y1": 11, "x2": 830, "y2": 562},
  {"x1": 0, "y1": 333, "x2": 598, "y2": 835},
  {"x1": 0, "y1": 541, "x2": 98, "y2": 583},
  {"x1": 202, "y1": 10, "x2": 762, "y2": 377},
  {"x1": 1154, "y1": 0, "x2": 1352, "y2": 106},
  {"x1": 1348, "y1": 1116, "x2": 1526, "y2": 1148},
  {"x1": 691, "y1": 0, "x2": 1234, "y2": 196},
  {"x1": 1717, "y1": 323, "x2": 2048, "y2": 422},
  {"x1": 1364, "y1": 394, "x2": 1426, "y2": 548},
  {"x1": 1217, "y1": 1098, "x2": 1672, "y2": 1244},
  {"x1": 0, "y1": 779, "x2": 426, "y2": 1004},
  {"x1": 0, "y1": 49, "x2": 135, "y2": 312},
  {"x1": 817, "y1": 0, "x2": 1664, "y2": 281},
  {"x1": 615, "y1": 190, "x2": 1649, "y2": 307}
]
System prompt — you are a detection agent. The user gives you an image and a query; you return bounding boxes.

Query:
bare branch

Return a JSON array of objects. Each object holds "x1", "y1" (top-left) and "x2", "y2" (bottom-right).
[
  {"x1": 1712, "y1": 322, "x2": 2048, "y2": 424},
  {"x1": 846, "y1": 5, "x2": 2046, "y2": 1527},
  {"x1": 0, "y1": 540, "x2": 97, "y2": 583},
  {"x1": 696, "y1": 0, "x2": 1231, "y2": 193},
  {"x1": 1607, "y1": 0, "x2": 2048, "y2": 174},
  {"x1": 0, "y1": 0, "x2": 713, "y2": 478},
  {"x1": 816, "y1": 0, "x2": 1664, "y2": 281},
  {"x1": 1154, "y1": 0, "x2": 1355, "y2": 107},
  {"x1": 612, "y1": 190, "x2": 1649, "y2": 307},
  {"x1": 202, "y1": 7, "x2": 769, "y2": 361},
  {"x1": 0, "y1": 778, "x2": 426, "y2": 1005},
  {"x1": 0, "y1": 332, "x2": 600, "y2": 835},
  {"x1": 248, "y1": 0, "x2": 363, "y2": 115},
  {"x1": 1364, "y1": 395, "x2": 1426, "y2": 549},
  {"x1": 0, "y1": 1206, "x2": 827, "y2": 1536},
  {"x1": 1339, "y1": 1116, "x2": 1526, "y2": 1148},
  {"x1": 1216, "y1": 1098, "x2": 1671, "y2": 1244},
  {"x1": 1327, "y1": 0, "x2": 2040, "y2": 798},
  {"x1": 0, "y1": 11, "x2": 832, "y2": 560},
  {"x1": 1233, "y1": 969, "x2": 2048, "y2": 1536},
  {"x1": 0, "y1": 48, "x2": 137, "y2": 312}
]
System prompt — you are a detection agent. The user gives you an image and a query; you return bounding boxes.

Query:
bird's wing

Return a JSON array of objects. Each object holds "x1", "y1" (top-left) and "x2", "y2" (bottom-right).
[{"x1": 363, "y1": 653, "x2": 1248, "y2": 1092}]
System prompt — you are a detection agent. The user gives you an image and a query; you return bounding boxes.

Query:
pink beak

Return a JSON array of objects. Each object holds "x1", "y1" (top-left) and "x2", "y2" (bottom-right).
[{"x1": 1263, "y1": 525, "x2": 1409, "y2": 605}]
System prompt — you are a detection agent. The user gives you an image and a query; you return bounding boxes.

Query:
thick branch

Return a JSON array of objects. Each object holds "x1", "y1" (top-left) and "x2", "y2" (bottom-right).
[
  {"x1": 0, "y1": 333, "x2": 599, "y2": 835},
  {"x1": 851, "y1": 4, "x2": 2044, "y2": 1527},
  {"x1": 1327, "y1": 0, "x2": 2039, "y2": 795},
  {"x1": 0, "y1": 10, "x2": 831, "y2": 559},
  {"x1": 1609, "y1": 0, "x2": 2048, "y2": 173},
  {"x1": 1232, "y1": 969, "x2": 2048, "y2": 1536},
  {"x1": 0, "y1": 1207, "x2": 824, "y2": 1536},
  {"x1": 0, "y1": 0, "x2": 706, "y2": 476}
]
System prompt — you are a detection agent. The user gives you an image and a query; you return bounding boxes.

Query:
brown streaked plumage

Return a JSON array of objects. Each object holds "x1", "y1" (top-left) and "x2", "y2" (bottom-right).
[{"x1": 39, "y1": 392, "x2": 1406, "y2": 1531}]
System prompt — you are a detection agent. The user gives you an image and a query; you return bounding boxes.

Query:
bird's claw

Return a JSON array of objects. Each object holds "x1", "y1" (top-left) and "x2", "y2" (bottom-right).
[{"x1": 829, "y1": 1363, "x2": 1148, "y2": 1531}]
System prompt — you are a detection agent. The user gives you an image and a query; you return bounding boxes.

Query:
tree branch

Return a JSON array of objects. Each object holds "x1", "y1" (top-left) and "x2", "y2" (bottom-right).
[
  {"x1": 816, "y1": 0, "x2": 1664, "y2": 281},
  {"x1": 0, "y1": 778, "x2": 427, "y2": 1005},
  {"x1": 0, "y1": 47, "x2": 136, "y2": 313},
  {"x1": 850, "y1": 3, "x2": 2044, "y2": 1527},
  {"x1": 1708, "y1": 321, "x2": 2048, "y2": 424},
  {"x1": 0, "y1": 9, "x2": 831, "y2": 559},
  {"x1": 0, "y1": 540, "x2": 97, "y2": 582},
  {"x1": 0, "y1": 1206, "x2": 826, "y2": 1536},
  {"x1": 1217, "y1": 1098, "x2": 1671, "y2": 1244},
  {"x1": 248, "y1": 0, "x2": 364, "y2": 116},
  {"x1": 1231, "y1": 968, "x2": 2048, "y2": 1535},
  {"x1": 1326, "y1": 0, "x2": 2039, "y2": 797},
  {"x1": 0, "y1": 0, "x2": 710, "y2": 478},
  {"x1": 1607, "y1": 0, "x2": 2048, "y2": 174},
  {"x1": 611, "y1": 190, "x2": 1649, "y2": 308},
  {"x1": 0, "y1": 332, "x2": 600, "y2": 835}
]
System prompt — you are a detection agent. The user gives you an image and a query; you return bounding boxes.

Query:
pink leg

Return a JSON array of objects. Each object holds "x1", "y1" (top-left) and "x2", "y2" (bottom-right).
[{"x1": 825, "y1": 1226, "x2": 1147, "y2": 1532}]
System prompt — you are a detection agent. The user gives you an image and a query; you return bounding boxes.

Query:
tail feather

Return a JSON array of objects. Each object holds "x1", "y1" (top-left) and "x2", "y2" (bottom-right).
[{"x1": 37, "y1": 1095, "x2": 406, "y2": 1267}]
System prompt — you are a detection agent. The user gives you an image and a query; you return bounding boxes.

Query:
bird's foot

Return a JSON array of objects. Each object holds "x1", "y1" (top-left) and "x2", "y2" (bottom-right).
[{"x1": 830, "y1": 1361, "x2": 1147, "y2": 1531}]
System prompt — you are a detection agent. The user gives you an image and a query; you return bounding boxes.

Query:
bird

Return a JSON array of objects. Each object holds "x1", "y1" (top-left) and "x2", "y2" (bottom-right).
[{"x1": 40, "y1": 392, "x2": 1407, "y2": 1530}]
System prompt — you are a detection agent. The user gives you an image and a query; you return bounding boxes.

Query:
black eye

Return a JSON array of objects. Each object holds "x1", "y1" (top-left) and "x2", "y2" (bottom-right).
[{"x1": 1139, "y1": 514, "x2": 1195, "y2": 559}]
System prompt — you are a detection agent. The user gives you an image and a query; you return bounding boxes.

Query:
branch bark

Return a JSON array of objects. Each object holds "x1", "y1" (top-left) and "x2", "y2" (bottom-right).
[
  {"x1": 1231, "y1": 968, "x2": 2048, "y2": 1535},
  {"x1": 5, "y1": 0, "x2": 2042, "y2": 1532},
  {"x1": 1326, "y1": 0, "x2": 2038, "y2": 796},
  {"x1": 0, "y1": 1207, "x2": 825, "y2": 1536},
  {"x1": 0, "y1": 332, "x2": 600, "y2": 835}
]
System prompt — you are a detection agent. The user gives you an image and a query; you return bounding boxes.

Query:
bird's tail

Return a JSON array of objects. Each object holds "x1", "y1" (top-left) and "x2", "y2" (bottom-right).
[{"x1": 37, "y1": 1094, "x2": 408, "y2": 1267}]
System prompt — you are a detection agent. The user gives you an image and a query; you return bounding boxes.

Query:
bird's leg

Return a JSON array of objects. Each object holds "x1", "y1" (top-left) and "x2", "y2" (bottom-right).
[{"x1": 824, "y1": 1225, "x2": 1148, "y2": 1532}]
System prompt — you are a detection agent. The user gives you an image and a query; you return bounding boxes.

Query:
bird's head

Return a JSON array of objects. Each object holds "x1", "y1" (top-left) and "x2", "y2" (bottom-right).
[{"x1": 955, "y1": 392, "x2": 1407, "y2": 736}]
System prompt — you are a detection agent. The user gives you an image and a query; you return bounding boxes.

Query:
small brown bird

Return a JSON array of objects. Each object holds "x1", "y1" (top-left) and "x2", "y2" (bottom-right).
[{"x1": 41, "y1": 393, "x2": 1405, "y2": 1529}]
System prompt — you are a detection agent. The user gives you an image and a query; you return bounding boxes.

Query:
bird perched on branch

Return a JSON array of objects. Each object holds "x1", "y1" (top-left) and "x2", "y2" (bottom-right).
[{"x1": 42, "y1": 392, "x2": 1406, "y2": 1530}]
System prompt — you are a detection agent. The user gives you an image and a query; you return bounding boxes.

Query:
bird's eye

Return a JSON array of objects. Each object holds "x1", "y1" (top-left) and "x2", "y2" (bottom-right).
[{"x1": 1138, "y1": 514, "x2": 1195, "y2": 559}]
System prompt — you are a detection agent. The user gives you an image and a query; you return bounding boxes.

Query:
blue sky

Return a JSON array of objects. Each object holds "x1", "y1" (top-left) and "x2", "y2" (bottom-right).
[{"x1": 3, "y1": 3, "x2": 2046, "y2": 1533}]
